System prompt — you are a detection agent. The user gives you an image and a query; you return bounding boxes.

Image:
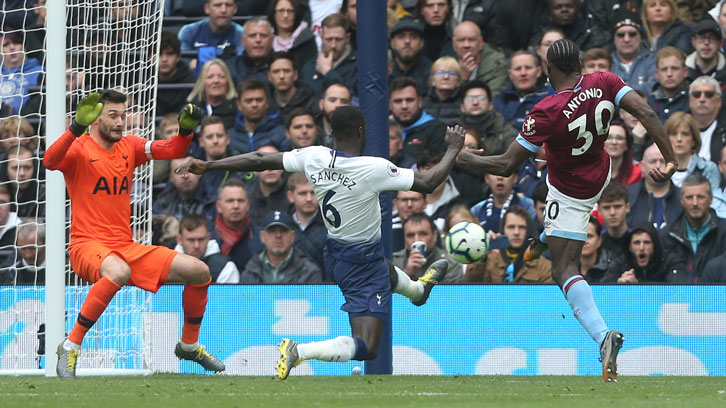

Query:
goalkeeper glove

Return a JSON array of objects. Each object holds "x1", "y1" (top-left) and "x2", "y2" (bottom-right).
[
  {"x1": 69, "y1": 92, "x2": 104, "y2": 136},
  {"x1": 178, "y1": 103, "x2": 203, "y2": 136}
]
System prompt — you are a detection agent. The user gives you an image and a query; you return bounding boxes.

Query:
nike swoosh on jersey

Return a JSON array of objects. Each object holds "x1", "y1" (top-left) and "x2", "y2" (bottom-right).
[{"x1": 90, "y1": 159, "x2": 100, "y2": 162}]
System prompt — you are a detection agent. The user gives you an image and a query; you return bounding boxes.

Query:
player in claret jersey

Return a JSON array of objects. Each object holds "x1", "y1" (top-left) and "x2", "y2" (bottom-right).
[
  {"x1": 458, "y1": 39, "x2": 678, "y2": 382},
  {"x1": 44, "y1": 90, "x2": 225, "y2": 378}
]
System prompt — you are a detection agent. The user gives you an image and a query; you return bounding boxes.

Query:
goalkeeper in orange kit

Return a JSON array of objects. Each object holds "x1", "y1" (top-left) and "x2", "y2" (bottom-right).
[{"x1": 44, "y1": 90, "x2": 225, "y2": 378}]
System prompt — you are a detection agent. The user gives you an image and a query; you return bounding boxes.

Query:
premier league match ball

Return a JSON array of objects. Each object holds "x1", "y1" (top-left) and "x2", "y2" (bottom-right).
[{"x1": 445, "y1": 221, "x2": 488, "y2": 264}]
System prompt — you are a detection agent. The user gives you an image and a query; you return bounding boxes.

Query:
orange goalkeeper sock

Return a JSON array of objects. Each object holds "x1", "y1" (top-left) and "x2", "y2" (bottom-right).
[
  {"x1": 181, "y1": 278, "x2": 211, "y2": 344},
  {"x1": 68, "y1": 276, "x2": 122, "y2": 345}
]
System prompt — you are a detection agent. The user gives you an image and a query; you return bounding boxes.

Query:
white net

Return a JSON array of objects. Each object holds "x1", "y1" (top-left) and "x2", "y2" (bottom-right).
[{"x1": 0, "y1": 0, "x2": 164, "y2": 374}]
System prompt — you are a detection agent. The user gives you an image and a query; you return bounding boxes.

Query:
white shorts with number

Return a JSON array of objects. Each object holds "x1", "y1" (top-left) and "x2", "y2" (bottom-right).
[{"x1": 543, "y1": 169, "x2": 611, "y2": 242}]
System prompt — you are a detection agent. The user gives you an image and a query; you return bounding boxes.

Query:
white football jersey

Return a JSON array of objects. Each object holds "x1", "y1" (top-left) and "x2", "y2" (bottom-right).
[{"x1": 283, "y1": 146, "x2": 415, "y2": 244}]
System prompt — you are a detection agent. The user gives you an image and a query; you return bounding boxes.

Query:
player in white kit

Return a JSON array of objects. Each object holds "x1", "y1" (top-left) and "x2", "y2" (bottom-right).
[{"x1": 176, "y1": 106, "x2": 465, "y2": 379}]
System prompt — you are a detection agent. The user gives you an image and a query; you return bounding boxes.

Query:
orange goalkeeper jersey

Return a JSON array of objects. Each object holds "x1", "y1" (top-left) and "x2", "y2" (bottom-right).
[{"x1": 44, "y1": 130, "x2": 192, "y2": 245}]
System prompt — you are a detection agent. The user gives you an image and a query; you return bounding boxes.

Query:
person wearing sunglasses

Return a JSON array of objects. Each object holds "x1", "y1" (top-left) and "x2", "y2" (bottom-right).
[
  {"x1": 688, "y1": 75, "x2": 726, "y2": 164},
  {"x1": 610, "y1": 9, "x2": 656, "y2": 95}
]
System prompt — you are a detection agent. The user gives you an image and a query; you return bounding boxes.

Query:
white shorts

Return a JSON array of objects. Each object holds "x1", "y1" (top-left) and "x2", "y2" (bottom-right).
[{"x1": 543, "y1": 170, "x2": 611, "y2": 242}]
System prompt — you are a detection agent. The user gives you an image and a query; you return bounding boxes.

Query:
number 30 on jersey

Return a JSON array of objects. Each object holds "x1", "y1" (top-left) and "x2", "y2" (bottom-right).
[{"x1": 568, "y1": 100, "x2": 615, "y2": 156}]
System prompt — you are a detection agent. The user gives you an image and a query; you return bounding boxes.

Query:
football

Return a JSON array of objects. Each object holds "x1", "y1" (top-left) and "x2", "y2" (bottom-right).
[{"x1": 445, "y1": 221, "x2": 488, "y2": 264}]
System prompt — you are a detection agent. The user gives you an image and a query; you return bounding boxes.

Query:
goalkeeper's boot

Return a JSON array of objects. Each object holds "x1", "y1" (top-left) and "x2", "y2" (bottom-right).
[
  {"x1": 56, "y1": 340, "x2": 79, "y2": 379},
  {"x1": 277, "y1": 338, "x2": 304, "y2": 380},
  {"x1": 523, "y1": 236, "x2": 548, "y2": 262},
  {"x1": 174, "y1": 342, "x2": 226, "y2": 372},
  {"x1": 600, "y1": 330, "x2": 625, "y2": 383},
  {"x1": 412, "y1": 259, "x2": 448, "y2": 306}
]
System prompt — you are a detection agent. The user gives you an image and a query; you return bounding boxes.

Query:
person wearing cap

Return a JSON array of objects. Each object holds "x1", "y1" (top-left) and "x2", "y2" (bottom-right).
[
  {"x1": 390, "y1": 17, "x2": 433, "y2": 94},
  {"x1": 686, "y1": 18, "x2": 726, "y2": 82},
  {"x1": 610, "y1": 9, "x2": 657, "y2": 95},
  {"x1": 449, "y1": 21, "x2": 509, "y2": 99},
  {"x1": 239, "y1": 210, "x2": 324, "y2": 284}
]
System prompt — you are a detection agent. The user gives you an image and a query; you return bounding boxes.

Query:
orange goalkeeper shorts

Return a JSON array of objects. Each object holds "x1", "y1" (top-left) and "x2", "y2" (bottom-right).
[{"x1": 69, "y1": 241, "x2": 178, "y2": 293}]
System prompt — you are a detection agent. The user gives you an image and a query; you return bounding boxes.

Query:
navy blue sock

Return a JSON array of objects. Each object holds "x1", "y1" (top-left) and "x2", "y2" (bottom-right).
[{"x1": 352, "y1": 337, "x2": 368, "y2": 360}]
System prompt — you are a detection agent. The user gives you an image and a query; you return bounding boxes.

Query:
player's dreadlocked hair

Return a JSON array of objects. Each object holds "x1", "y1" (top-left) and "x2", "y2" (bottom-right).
[{"x1": 546, "y1": 39, "x2": 581, "y2": 75}]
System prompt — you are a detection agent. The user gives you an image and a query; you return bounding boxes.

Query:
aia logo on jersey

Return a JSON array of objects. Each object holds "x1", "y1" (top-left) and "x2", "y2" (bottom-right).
[
  {"x1": 93, "y1": 176, "x2": 130, "y2": 195},
  {"x1": 522, "y1": 116, "x2": 536, "y2": 136}
]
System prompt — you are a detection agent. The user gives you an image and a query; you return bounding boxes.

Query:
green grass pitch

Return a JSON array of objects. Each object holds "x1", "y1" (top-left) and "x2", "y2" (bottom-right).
[{"x1": 1, "y1": 375, "x2": 724, "y2": 408}]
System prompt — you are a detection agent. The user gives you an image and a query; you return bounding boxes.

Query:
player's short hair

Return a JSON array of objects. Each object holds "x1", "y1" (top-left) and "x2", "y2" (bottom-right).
[
  {"x1": 321, "y1": 12, "x2": 350, "y2": 32},
  {"x1": 510, "y1": 50, "x2": 541, "y2": 69},
  {"x1": 655, "y1": 45, "x2": 686, "y2": 67},
  {"x1": 287, "y1": 172, "x2": 310, "y2": 192},
  {"x1": 599, "y1": 181, "x2": 629, "y2": 204},
  {"x1": 285, "y1": 107, "x2": 315, "y2": 129},
  {"x1": 665, "y1": 112, "x2": 701, "y2": 153},
  {"x1": 417, "y1": 149, "x2": 444, "y2": 169},
  {"x1": 532, "y1": 181, "x2": 549, "y2": 205},
  {"x1": 682, "y1": 173, "x2": 712, "y2": 196},
  {"x1": 98, "y1": 89, "x2": 127, "y2": 105},
  {"x1": 179, "y1": 213, "x2": 209, "y2": 234},
  {"x1": 244, "y1": 16, "x2": 274, "y2": 34},
  {"x1": 443, "y1": 203, "x2": 478, "y2": 233},
  {"x1": 160, "y1": 30, "x2": 181, "y2": 55},
  {"x1": 546, "y1": 39, "x2": 581, "y2": 74},
  {"x1": 331, "y1": 106, "x2": 366, "y2": 141},
  {"x1": 270, "y1": 51, "x2": 298, "y2": 71},
  {"x1": 502, "y1": 205, "x2": 531, "y2": 228},
  {"x1": 460, "y1": 79, "x2": 492, "y2": 101},
  {"x1": 389, "y1": 76, "x2": 420, "y2": 97},
  {"x1": 200, "y1": 115, "x2": 227, "y2": 134},
  {"x1": 689, "y1": 75, "x2": 722, "y2": 97},
  {"x1": 403, "y1": 212, "x2": 438, "y2": 235},
  {"x1": 268, "y1": 0, "x2": 304, "y2": 34},
  {"x1": 583, "y1": 48, "x2": 612, "y2": 65},
  {"x1": 237, "y1": 78, "x2": 269, "y2": 101},
  {"x1": 217, "y1": 177, "x2": 247, "y2": 199}
]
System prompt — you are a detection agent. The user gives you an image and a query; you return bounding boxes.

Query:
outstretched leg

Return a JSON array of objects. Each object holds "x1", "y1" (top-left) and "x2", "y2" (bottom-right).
[{"x1": 388, "y1": 259, "x2": 448, "y2": 306}]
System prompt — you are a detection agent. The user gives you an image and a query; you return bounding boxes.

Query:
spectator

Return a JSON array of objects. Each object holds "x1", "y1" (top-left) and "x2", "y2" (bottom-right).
[
  {"x1": 458, "y1": 80, "x2": 517, "y2": 156},
  {"x1": 582, "y1": 48, "x2": 613, "y2": 74},
  {"x1": 186, "y1": 58, "x2": 238, "y2": 130},
  {"x1": 240, "y1": 210, "x2": 323, "y2": 284},
  {"x1": 389, "y1": 76, "x2": 446, "y2": 162},
  {"x1": 157, "y1": 31, "x2": 196, "y2": 118},
  {"x1": 0, "y1": 184, "x2": 20, "y2": 267},
  {"x1": 228, "y1": 79, "x2": 288, "y2": 154},
  {"x1": 660, "y1": 174, "x2": 726, "y2": 282},
  {"x1": 450, "y1": 128, "x2": 486, "y2": 206},
  {"x1": 530, "y1": 181, "x2": 548, "y2": 234},
  {"x1": 392, "y1": 212, "x2": 464, "y2": 283},
  {"x1": 534, "y1": 28, "x2": 565, "y2": 82},
  {"x1": 578, "y1": 216, "x2": 615, "y2": 283},
  {"x1": 315, "y1": 83, "x2": 351, "y2": 148},
  {"x1": 416, "y1": 0, "x2": 455, "y2": 62},
  {"x1": 648, "y1": 46, "x2": 689, "y2": 123},
  {"x1": 640, "y1": 0, "x2": 693, "y2": 54},
  {"x1": 390, "y1": 18, "x2": 432, "y2": 93},
  {"x1": 223, "y1": 16, "x2": 274, "y2": 84},
  {"x1": 585, "y1": 0, "x2": 637, "y2": 51},
  {"x1": 665, "y1": 112, "x2": 720, "y2": 192},
  {"x1": 686, "y1": 18, "x2": 726, "y2": 83},
  {"x1": 535, "y1": 0, "x2": 595, "y2": 51},
  {"x1": 152, "y1": 114, "x2": 179, "y2": 190},
  {"x1": 195, "y1": 116, "x2": 246, "y2": 197},
  {"x1": 211, "y1": 178, "x2": 262, "y2": 270},
  {"x1": 177, "y1": 0, "x2": 244, "y2": 70},
  {"x1": 151, "y1": 214, "x2": 178, "y2": 249},
  {"x1": 516, "y1": 144, "x2": 548, "y2": 200},
  {"x1": 467, "y1": 205, "x2": 553, "y2": 283},
  {"x1": 285, "y1": 108, "x2": 318, "y2": 149},
  {"x1": 300, "y1": 13, "x2": 358, "y2": 98},
  {"x1": 486, "y1": 0, "x2": 546, "y2": 56},
  {"x1": 389, "y1": 118, "x2": 416, "y2": 169},
  {"x1": 443, "y1": 203, "x2": 488, "y2": 282},
  {"x1": 286, "y1": 173, "x2": 326, "y2": 272},
  {"x1": 493, "y1": 51, "x2": 553, "y2": 130},
  {"x1": 0, "y1": 115, "x2": 38, "y2": 153},
  {"x1": 6, "y1": 219, "x2": 45, "y2": 285},
  {"x1": 340, "y1": 0, "x2": 358, "y2": 50},
  {"x1": 627, "y1": 144, "x2": 683, "y2": 229},
  {"x1": 422, "y1": 56, "x2": 463, "y2": 126},
  {"x1": 246, "y1": 145, "x2": 290, "y2": 228},
  {"x1": 418, "y1": 150, "x2": 460, "y2": 232},
  {"x1": 0, "y1": 27, "x2": 43, "y2": 115},
  {"x1": 618, "y1": 90, "x2": 651, "y2": 161},
  {"x1": 153, "y1": 156, "x2": 216, "y2": 224},
  {"x1": 598, "y1": 181, "x2": 632, "y2": 254},
  {"x1": 267, "y1": 52, "x2": 319, "y2": 120},
  {"x1": 688, "y1": 76, "x2": 726, "y2": 163},
  {"x1": 472, "y1": 172, "x2": 537, "y2": 235},
  {"x1": 601, "y1": 222, "x2": 686, "y2": 283},
  {"x1": 606, "y1": 121, "x2": 642, "y2": 187},
  {"x1": 174, "y1": 213, "x2": 240, "y2": 283},
  {"x1": 268, "y1": 0, "x2": 317, "y2": 70},
  {"x1": 393, "y1": 190, "x2": 427, "y2": 252},
  {"x1": 450, "y1": 21, "x2": 509, "y2": 98},
  {"x1": 610, "y1": 9, "x2": 656, "y2": 95},
  {"x1": 4, "y1": 145, "x2": 44, "y2": 218}
]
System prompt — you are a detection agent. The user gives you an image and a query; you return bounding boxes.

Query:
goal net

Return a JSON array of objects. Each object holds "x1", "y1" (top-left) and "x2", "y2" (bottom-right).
[{"x1": 0, "y1": 0, "x2": 164, "y2": 375}]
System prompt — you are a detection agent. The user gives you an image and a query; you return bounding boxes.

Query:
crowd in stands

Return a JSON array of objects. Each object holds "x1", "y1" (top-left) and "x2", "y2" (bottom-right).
[{"x1": 5, "y1": 0, "x2": 726, "y2": 285}]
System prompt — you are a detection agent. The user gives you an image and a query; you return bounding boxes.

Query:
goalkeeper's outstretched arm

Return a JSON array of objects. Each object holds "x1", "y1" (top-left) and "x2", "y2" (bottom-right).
[{"x1": 175, "y1": 151, "x2": 285, "y2": 176}]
